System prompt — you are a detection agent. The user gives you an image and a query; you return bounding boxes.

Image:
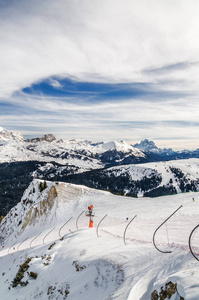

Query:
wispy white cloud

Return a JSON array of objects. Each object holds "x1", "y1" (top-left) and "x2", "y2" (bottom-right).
[
  {"x1": 6, "y1": 92, "x2": 199, "y2": 123},
  {"x1": 1, "y1": 91, "x2": 198, "y2": 149},
  {"x1": 1, "y1": 0, "x2": 199, "y2": 96},
  {"x1": 1, "y1": 0, "x2": 199, "y2": 148},
  {"x1": 48, "y1": 79, "x2": 63, "y2": 89}
]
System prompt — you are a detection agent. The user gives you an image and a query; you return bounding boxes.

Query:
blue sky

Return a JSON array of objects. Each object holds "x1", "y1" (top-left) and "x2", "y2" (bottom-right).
[{"x1": 0, "y1": 0, "x2": 199, "y2": 149}]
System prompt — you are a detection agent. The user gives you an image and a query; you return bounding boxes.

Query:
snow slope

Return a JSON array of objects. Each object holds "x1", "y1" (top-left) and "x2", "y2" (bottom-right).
[
  {"x1": 106, "y1": 158, "x2": 199, "y2": 196},
  {"x1": 95, "y1": 140, "x2": 145, "y2": 156},
  {"x1": 0, "y1": 180, "x2": 199, "y2": 299}
]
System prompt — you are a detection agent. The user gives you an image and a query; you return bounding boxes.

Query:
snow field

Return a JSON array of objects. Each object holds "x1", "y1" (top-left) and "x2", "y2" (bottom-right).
[{"x1": 0, "y1": 182, "x2": 199, "y2": 299}]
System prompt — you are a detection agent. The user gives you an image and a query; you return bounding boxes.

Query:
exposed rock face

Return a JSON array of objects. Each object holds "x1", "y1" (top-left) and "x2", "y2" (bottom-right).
[
  {"x1": 21, "y1": 181, "x2": 86, "y2": 228},
  {"x1": 151, "y1": 281, "x2": 184, "y2": 300},
  {"x1": 56, "y1": 182, "x2": 83, "y2": 204},
  {"x1": 26, "y1": 134, "x2": 56, "y2": 143},
  {"x1": 22, "y1": 185, "x2": 58, "y2": 230},
  {"x1": 0, "y1": 179, "x2": 90, "y2": 243},
  {"x1": 133, "y1": 139, "x2": 158, "y2": 152}
]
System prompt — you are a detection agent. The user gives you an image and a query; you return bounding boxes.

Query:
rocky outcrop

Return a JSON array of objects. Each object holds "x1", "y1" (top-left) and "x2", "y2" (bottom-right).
[
  {"x1": 0, "y1": 179, "x2": 90, "y2": 243},
  {"x1": 26, "y1": 134, "x2": 56, "y2": 143},
  {"x1": 134, "y1": 139, "x2": 158, "y2": 152},
  {"x1": 151, "y1": 281, "x2": 184, "y2": 300},
  {"x1": 22, "y1": 185, "x2": 58, "y2": 230}
]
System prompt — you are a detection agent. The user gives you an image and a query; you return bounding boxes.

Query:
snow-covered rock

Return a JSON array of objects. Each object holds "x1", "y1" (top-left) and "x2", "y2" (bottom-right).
[
  {"x1": 134, "y1": 139, "x2": 158, "y2": 152},
  {"x1": 134, "y1": 138, "x2": 176, "y2": 156},
  {"x1": 0, "y1": 127, "x2": 24, "y2": 142},
  {"x1": 0, "y1": 180, "x2": 92, "y2": 242},
  {"x1": 96, "y1": 140, "x2": 144, "y2": 155}
]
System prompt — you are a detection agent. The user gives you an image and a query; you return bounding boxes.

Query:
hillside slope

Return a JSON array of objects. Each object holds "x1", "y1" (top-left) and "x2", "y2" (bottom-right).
[
  {"x1": 1, "y1": 158, "x2": 199, "y2": 217},
  {"x1": 0, "y1": 180, "x2": 199, "y2": 299},
  {"x1": 52, "y1": 158, "x2": 199, "y2": 198}
]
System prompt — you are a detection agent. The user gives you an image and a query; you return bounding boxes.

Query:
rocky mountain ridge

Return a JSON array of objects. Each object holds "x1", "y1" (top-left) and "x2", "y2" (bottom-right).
[
  {"x1": 0, "y1": 128, "x2": 147, "y2": 169},
  {"x1": 0, "y1": 127, "x2": 24, "y2": 142},
  {"x1": 1, "y1": 127, "x2": 199, "y2": 168},
  {"x1": 133, "y1": 139, "x2": 159, "y2": 152},
  {"x1": 1, "y1": 127, "x2": 199, "y2": 216},
  {"x1": 26, "y1": 134, "x2": 57, "y2": 143}
]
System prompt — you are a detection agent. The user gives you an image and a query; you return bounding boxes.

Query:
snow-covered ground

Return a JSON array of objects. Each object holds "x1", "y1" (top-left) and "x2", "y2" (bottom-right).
[
  {"x1": 0, "y1": 180, "x2": 199, "y2": 299},
  {"x1": 107, "y1": 158, "x2": 199, "y2": 195}
]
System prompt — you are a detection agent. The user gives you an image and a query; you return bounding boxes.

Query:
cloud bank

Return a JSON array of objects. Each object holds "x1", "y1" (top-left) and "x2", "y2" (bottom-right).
[
  {"x1": 1, "y1": 0, "x2": 199, "y2": 95},
  {"x1": 0, "y1": 0, "x2": 199, "y2": 148}
]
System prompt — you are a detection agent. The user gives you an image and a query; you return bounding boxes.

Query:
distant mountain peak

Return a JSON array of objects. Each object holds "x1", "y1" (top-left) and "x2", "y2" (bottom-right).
[
  {"x1": 26, "y1": 134, "x2": 56, "y2": 143},
  {"x1": 133, "y1": 139, "x2": 158, "y2": 151},
  {"x1": 0, "y1": 127, "x2": 24, "y2": 142}
]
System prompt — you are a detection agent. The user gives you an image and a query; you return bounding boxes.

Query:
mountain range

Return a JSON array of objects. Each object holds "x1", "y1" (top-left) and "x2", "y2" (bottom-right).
[
  {"x1": 0, "y1": 128, "x2": 199, "y2": 298},
  {"x1": 1, "y1": 127, "x2": 199, "y2": 216},
  {"x1": 1, "y1": 127, "x2": 199, "y2": 166}
]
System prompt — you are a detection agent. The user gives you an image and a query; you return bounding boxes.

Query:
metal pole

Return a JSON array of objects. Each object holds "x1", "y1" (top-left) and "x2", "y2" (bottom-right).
[
  {"x1": 17, "y1": 237, "x2": 28, "y2": 251},
  {"x1": 153, "y1": 205, "x2": 183, "y2": 254},
  {"x1": 123, "y1": 215, "x2": 137, "y2": 245},
  {"x1": 189, "y1": 223, "x2": 199, "y2": 262},
  {"x1": 8, "y1": 241, "x2": 17, "y2": 254},
  {"x1": 59, "y1": 217, "x2": 73, "y2": 237},
  {"x1": 96, "y1": 214, "x2": 107, "y2": 237},
  {"x1": 76, "y1": 210, "x2": 85, "y2": 229},
  {"x1": 30, "y1": 232, "x2": 42, "y2": 248},
  {"x1": 43, "y1": 227, "x2": 55, "y2": 245}
]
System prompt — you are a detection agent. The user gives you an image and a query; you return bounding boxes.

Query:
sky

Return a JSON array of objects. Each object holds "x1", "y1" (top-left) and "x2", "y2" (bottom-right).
[{"x1": 0, "y1": 0, "x2": 199, "y2": 149}]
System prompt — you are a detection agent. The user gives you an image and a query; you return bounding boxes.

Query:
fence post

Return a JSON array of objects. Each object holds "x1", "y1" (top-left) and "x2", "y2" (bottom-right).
[
  {"x1": 153, "y1": 205, "x2": 183, "y2": 253},
  {"x1": 96, "y1": 214, "x2": 107, "y2": 237},
  {"x1": 59, "y1": 217, "x2": 73, "y2": 238},
  {"x1": 189, "y1": 224, "x2": 199, "y2": 262},
  {"x1": 76, "y1": 210, "x2": 85, "y2": 229},
  {"x1": 123, "y1": 215, "x2": 137, "y2": 245},
  {"x1": 17, "y1": 237, "x2": 28, "y2": 251},
  {"x1": 43, "y1": 227, "x2": 55, "y2": 245},
  {"x1": 30, "y1": 232, "x2": 42, "y2": 248}
]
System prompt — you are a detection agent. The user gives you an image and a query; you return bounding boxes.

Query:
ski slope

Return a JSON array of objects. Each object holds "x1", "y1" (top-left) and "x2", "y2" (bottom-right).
[{"x1": 0, "y1": 180, "x2": 199, "y2": 299}]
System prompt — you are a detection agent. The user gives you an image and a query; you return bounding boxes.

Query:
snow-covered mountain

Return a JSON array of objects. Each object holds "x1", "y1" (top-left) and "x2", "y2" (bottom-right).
[
  {"x1": 103, "y1": 158, "x2": 199, "y2": 197},
  {"x1": 0, "y1": 130, "x2": 146, "y2": 217},
  {"x1": 133, "y1": 139, "x2": 159, "y2": 152},
  {"x1": 2, "y1": 127, "x2": 199, "y2": 218},
  {"x1": 1, "y1": 128, "x2": 199, "y2": 169},
  {"x1": 0, "y1": 179, "x2": 199, "y2": 299},
  {"x1": 0, "y1": 128, "x2": 147, "y2": 169},
  {"x1": 1, "y1": 129, "x2": 199, "y2": 298},
  {"x1": 133, "y1": 139, "x2": 177, "y2": 156},
  {"x1": 2, "y1": 157, "x2": 199, "y2": 218},
  {"x1": 50, "y1": 158, "x2": 199, "y2": 199},
  {"x1": 0, "y1": 127, "x2": 24, "y2": 142}
]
